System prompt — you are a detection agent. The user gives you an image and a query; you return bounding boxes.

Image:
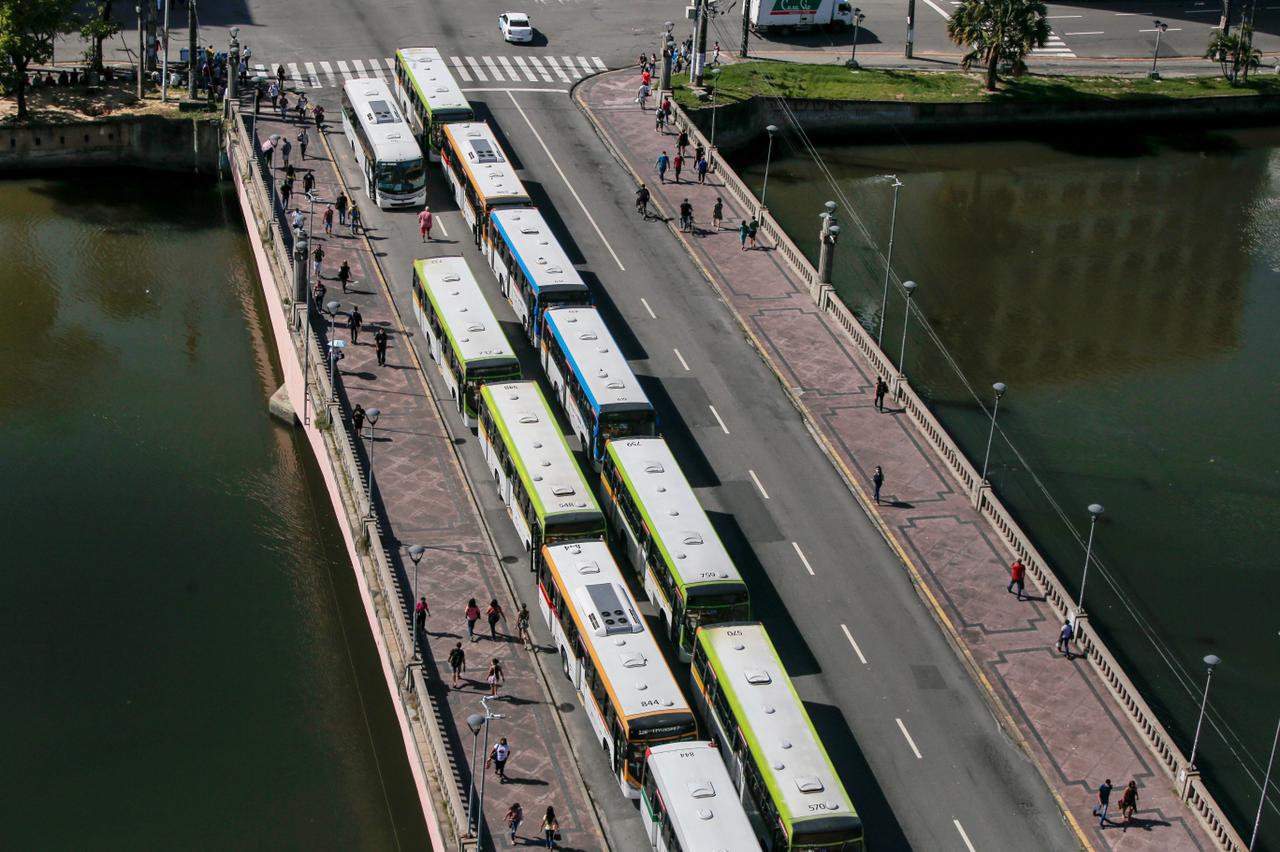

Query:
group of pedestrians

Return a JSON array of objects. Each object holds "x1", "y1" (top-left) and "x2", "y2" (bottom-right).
[
  {"x1": 1093, "y1": 778, "x2": 1141, "y2": 829},
  {"x1": 505, "y1": 803, "x2": 560, "y2": 848}
]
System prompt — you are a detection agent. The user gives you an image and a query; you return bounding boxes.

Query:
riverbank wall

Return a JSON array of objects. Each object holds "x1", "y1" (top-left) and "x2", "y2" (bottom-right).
[
  {"x1": 697, "y1": 92, "x2": 1280, "y2": 151},
  {"x1": 221, "y1": 105, "x2": 464, "y2": 851},
  {"x1": 671, "y1": 93, "x2": 1250, "y2": 850},
  {"x1": 0, "y1": 113, "x2": 222, "y2": 174}
]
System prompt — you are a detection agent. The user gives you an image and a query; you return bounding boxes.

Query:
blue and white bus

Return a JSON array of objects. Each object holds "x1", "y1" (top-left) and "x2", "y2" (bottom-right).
[
  {"x1": 484, "y1": 207, "x2": 593, "y2": 344},
  {"x1": 540, "y1": 307, "x2": 656, "y2": 467}
]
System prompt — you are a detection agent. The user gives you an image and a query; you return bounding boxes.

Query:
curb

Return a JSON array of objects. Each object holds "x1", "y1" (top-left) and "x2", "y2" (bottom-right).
[{"x1": 573, "y1": 68, "x2": 1093, "y2": 852}]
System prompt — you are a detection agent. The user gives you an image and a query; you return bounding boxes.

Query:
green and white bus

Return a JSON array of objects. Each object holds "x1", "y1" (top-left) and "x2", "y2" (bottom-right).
[
  {"x1": 478, "y1": 381, "x2": 605, "y2": 558},
  {"x1": 411, "y1": 256, "x2": 521, "y2": 427},
  {"x1": 601, "y1": 437, "x2": 750, "y2": 660},
  {"x1": 691, "y1": 623, "x2": 863, "y2": 851},
  {"x1": 393, "y1": 47, "x2": 474, "y2": 161},
  {"x1": 642, "y1": 741, "x2": 763, "y2": 852}
]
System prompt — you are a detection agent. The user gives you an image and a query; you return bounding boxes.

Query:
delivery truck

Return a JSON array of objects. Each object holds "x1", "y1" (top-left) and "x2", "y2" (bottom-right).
[{"x1": 748, "y1": 0, "x2": 855, "y2": 32}]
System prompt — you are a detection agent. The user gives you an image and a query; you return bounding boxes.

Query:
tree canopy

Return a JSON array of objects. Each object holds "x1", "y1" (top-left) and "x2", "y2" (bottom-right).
[
  {"x1": 0, "y1": 0, "x2": 77, "y2": 120},
  {"x1": 947, "y1": 0, "x2": 1051, "y2": 91}
]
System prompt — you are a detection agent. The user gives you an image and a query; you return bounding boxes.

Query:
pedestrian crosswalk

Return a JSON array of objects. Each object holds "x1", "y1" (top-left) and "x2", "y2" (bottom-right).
[
  {"x1": 255, "y1": 54, "x2": 610, "y2": 90},
  {"x1": 1030, "y1": 32, "x2": 1076, "y2": 58}
]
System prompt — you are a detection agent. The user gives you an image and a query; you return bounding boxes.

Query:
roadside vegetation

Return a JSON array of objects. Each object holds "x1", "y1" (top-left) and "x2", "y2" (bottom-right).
[{"x1": 673, "y1": 61, "x2": 1280, "y2": 110}]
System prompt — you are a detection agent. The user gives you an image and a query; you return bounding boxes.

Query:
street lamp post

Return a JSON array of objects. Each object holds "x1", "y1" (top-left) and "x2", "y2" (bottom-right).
[
  {"x1": 660, "y1": 21, "x2": 675, "y2": 92},
  {"x1": 408, "y1": 544, "x2": 426, "y2": 660},
  {"x1": 1188, "y1": 654, "x2": 1222, "y2": 771},
  {"x1": 467, "y1": 698, "x2": 504, "y2": 848},
  {"x1": 328, "y1": 340, "x2": 346, "y2": 401},
  {"x1": 1150, "y1": 20, "x2": 1168, "y2": 79},
  {"x1": 227, "y1": 27, "x2": 239, "y2": 101},
  {"x1": 365, "y1": 407, "x2": 381, "y2": 504},
  {"x1": 847, "y1": 8, "x2": 866, "y2": 69},
  {"x1": 161, "y1": 0, "x2": 171, "y2": 101},
  {"x1": 895, "y1": 280, "x2": 917, "y2": 391},
  {"x1": 760, "y1": 124, "x2": 779, "y2": 216},
  {"x1": 709, "y1": 67, "x2": 721, "y2": 153},
  {"x1": 877, "y1": 175, "x2": 904, "y2": 349},
  {"x1": 1072, "y1": 503, "x2": 1106, "y2": 631},
  {"x1": 980, "y1": 382, "x2": 1008, "y2": 485},
  {"x1": 1250, "y1": 715, "x2": 1280, "y2": 850},
  {"x1": 136, "y1": 6, "x2": 145, "y2": 100}
]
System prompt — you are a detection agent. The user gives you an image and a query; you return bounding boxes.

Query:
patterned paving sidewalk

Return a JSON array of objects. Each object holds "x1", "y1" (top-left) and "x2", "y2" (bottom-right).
[
  {"x1": 252, "y1": 112, "x2": 604, "y2": 852},
  {"x1": 577, "y1": 70, "x2": 1216, "y2": 852}
]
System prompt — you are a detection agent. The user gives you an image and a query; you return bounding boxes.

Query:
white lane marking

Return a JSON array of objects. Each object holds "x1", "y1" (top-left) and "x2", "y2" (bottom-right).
[
  {"x1": 528, "y1": 55, "x2": 553, "y2": 81},
  {"x1": 506, "y1": 91, "x2": 627, "y2": 271},
  {"x1": 592, "y1": 56, "x2": 608, "y2": 71},
  {"x1": 748, "y1": 469, "x2": 770, "y2": 500},
  {"x1": 896, "y1": 718, "x2": 923, "y2": 759},
  {"x1": 576, "y1": 55, "x2": 595, "y2": 75},
  {"x1": 351, "y1": 59, "x2": 367, "y2": 76},
  {"x1": 1140, "y1": 26, "x2": 1181, "y2": 30},
  {"x1": 384, "y1": 57, "x2": 397, "y2": 71},
  {"x1": 954, "y1": 820, "x2": 977, "y2": 852},
  {"x1": 562, "y1": 56, "x2": 577, "y2": 77},
  {"x1": 319, "y1": 60, "x2": 335, "y2": 85},
  {"x1": 369, "y1": 58, "x2": 387, "y2": 79},
  {"x1": 922, "y1": 0, "x2": 951, "y2": 17},
  {"x1": 546, "y1": 56, "x2": 572, "y2": 82},
  {"x1": 336, "y1": 60, "x2": 351, "y2": 79},
  {"x1": 466, "y1": 57, "x2": 489, "y2": 81},
  {"x1": 709, "y1": 405, "x2": 730, "y2": 435},
  {"x1": 513, "y1": 56, "x2": 538, "y2": 81},
  {"x1": 433, "y1": 216, "x2": 449, "y2": 237},
  {"x1": 1065, "y1": 31, "x2": 1105, "y2": 35},
  {"x1": 1047, "y1": 13, "x2": 1084, "y2": 17},
  {"x1": 287, "y1": 62, "x2": 302, "y2": 82},
  {"x1": 255, "y1": 63, "x2": 268, "y2": 77},
  {"x1": 483, "y1": 56, "x2": 505, "y2": 80},
  {"x1": 304, "y1": 62, "x2": 321, "y2": 88},
  {"x1": 792, "y1": 542, "x2": 815, "y2": 576},
  {"x1": 640, "y1": 297, "x2": 657, "y2": 319},
  {"x1": 1186, "y1": 7, "x2": 1218, "y2": 11},
  {"x1": 451, "y1": 56, "x2": 473, "y2": 82},
  {"x1": 673, "y1": 347, "x2": 690, "y2": 371},
  {"x1": 499, "y1": 55, "x2": 522, "y2": 80},
  {"x1": 461, "y1": 87, "x2": 569, "y2": 93},
  {"x1": 840, "y1": 624, "x2": 868, "y2": 665}
]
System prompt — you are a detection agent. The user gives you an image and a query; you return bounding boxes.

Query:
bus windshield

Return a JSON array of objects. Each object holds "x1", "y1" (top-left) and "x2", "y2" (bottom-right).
[
  {"x1": 545, "y1": 517, "x2": 606, "y2": 540},
  {"x1": 686, "y1": 596, "x2": 751, "y2": 630},
  {"x1": 378, "y1": 159, "x2": 426, "y2": 195},
  {"x1": 601, "y1": 409, "x2": 656, "y2": 440}
]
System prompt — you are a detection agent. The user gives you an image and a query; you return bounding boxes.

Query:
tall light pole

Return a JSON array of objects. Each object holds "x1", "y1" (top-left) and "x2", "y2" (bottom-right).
[
  {"x1": 187, "y1": 0, "x2": 198, "y2": 100},
  {"x1": 160, "y1": 0, "x2": 170, "y2": 100},
  {"x1": 759, "y1": 124, "x2": 779, "y2": 216},
  {"x1": 467, "y1": 697, "x2": 504, "y2": 848},
  {"x1": 1072, "y1": 503, "x2": 1106, "y2": 631},
  {"x1": 136, "y1": 6, "x2": 145, "y2": 100},
  {"x1": 709, "y1": 67, "x2": 721, "y2": 153},
  {"x1": 1150, "y1": 20, "x2": 1168, "y2": 79},
  {"x1": 877, "y1": 175, "x2": 904, "y2": 349},
  {"x1": 365, "y1": 407, "x2": 381, "y2": 503},
  {"x1": 1188, "y1": 654, "x2": 1222, "y2": 771},
  {"x1": 847, "y1": 8, "x2": 866, "y2": 69},
  {"x1": 659, "y1": 21, "x2": 675, "y2": 92},
  {"x1": 906, "y1": 0, "x2": 916, "y2": 58},
  {"x1": 325, "y1": 300, "x2": 344, "y2": 401},
  {"x1": 980, "y1": 382, "x2": 1007, "y2": 485},
  {"x1": 227, "y1": 26, "x2": 240, "y2": 101},
  {"x1": 1250, "y1": 715, "x2": 1280, "y2": 850},
  {"x1": 896, "y1": 280, "x2": 917, "y2": 390},
  {"x1": 693, "y1": 0, "x2": 709, "y2": 86},
  {"x1": 408, "y1": 545, "x2": 426, "y2": 660}
]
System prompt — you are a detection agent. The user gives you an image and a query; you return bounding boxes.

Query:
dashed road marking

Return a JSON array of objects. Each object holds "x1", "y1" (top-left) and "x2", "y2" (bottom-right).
[
  {"x1": 748, "y1": 469, "x2": 770, "y2": 499},
  {"x1": 673, "y1": 348, "x2": 690, "y2": 371},
  {"x1": 709, "y1": 405, "x2": 730, "y2": 435},
  {"x1": 954, "y1": 820, "x2": 977, "y2": 852},
  {"x1": 840, "y1": 624, "x2": 868, "y2": 665},
  {"x1": 896, "y1": 718, "x2": 923, "y2": 759},
  {"x1": 792, "y1": 542, "x2": 815, "y2": 576},
  {"x1": 641, "y1": 298, "x2": 656, "y2": 319}
]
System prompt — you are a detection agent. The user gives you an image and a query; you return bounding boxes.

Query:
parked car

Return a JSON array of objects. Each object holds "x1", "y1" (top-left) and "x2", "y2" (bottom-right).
[{"x1": 498, "y1": 12, "x2": 533, "y2": 43}]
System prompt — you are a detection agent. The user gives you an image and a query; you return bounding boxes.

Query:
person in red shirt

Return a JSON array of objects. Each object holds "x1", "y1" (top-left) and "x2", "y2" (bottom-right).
[
  {"x1": 641, "y1": 68, "x2": 651, "y2": 87},
  {"x1": 1007, "y1": 559, "x2": 1026, "y2": 600}
]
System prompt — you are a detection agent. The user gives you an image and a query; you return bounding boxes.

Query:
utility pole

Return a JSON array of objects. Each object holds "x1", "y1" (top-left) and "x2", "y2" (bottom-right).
[
  {"x1": 228, "y1": 27, "x2": 240, "y2": 100},
  {"x1": 136, "y1": 5, "x2": 144, "y2": 99},
  {"x1": 693, "y1": 0, "x2": 710, "y2": 86},
  {"x1": 188, "y1": 0, "x2": 198, "y2": 100},
  {"x1": 161, "y1": 0, "x2": 170, "y2": 100},
  {"x1": 740, "y1": 0, "x2": 751, "y2": 57},
  {"x1": 905, "y1": 0, "x2": 916, "y2": 58}
]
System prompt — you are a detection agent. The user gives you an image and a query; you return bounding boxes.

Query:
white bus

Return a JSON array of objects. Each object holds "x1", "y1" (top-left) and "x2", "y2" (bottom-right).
[
  {"x1": 484, "y1": 207, "x2": 593, "y2": 344},
  {"x1": 602, "y1": 437, "x2": 750, "y2": 660},
  {"x1": 393, "y1": 47, "x2": 474, "y2": 161},
  {"x1": 340, "y1": 77, "x2": 427, "y2": 209},
  {"x1": 642, "y1": 741, "x2": 763, "y2": 852},
  {"x1": 440, "y1": 122, "x2": 531, "y2": 245},
  {"x1": 477, "y1": 381, "x2": 605, "y2": 559},
  {"x1": 536, "y1": 539, "x2": 699, "y2": 797},
  {"x1": 541, "y1": 307, "x2": 656, "y2": 467},
  {"x1": 410, "y1": 256, "x2": 521, "y2": 427}
]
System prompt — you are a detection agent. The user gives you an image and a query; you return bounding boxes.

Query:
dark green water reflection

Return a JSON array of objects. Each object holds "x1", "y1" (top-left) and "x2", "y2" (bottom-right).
[
  {"x1": 741, "y1": 127, "x2": 1280, "y2": 846},
  {"x1": 0, "y1": 174, "x2": 429, "y2": 850}
]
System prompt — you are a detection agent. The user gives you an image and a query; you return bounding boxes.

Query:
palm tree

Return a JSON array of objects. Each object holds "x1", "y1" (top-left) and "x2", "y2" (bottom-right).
[
  {"x1": 947, "y1": 0, "x2": 1051, "y2": 91},
  {"x1": 1206, "y1": 24, "x2": 1261, "y2": 84}
]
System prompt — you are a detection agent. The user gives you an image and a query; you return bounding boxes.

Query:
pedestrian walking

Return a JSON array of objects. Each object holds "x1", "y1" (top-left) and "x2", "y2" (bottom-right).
[
  {"x1": 465, "y1": 598, "x2": 481, "y2": 642},
  {"x1": 542, "y1": 807, "x2": 560, "y2": 849},
  {"x1": 337, "y1": 260, "x2": 351, "y2": 294},
  {"x1": 874, "y1": 376, "x2": 888, "y2": 411},
  {"x1": 673, "y1": 153, "x2": 684, "y2": 183},
  {"x1": 296, "y1": 93, "x2": 308, "y2": 123},
  {"x1": 323, "y1": 204, "x2": 334, "y2": 236},
  {"x1": 506, "y1": 803, "x2": 524, "y2": 843},
  {"x1": 302, "y1": 171, "x2": 315, "y2": 195},
  {"x1": 662, "y1": 96, "x2": 672, "y2": 125},
  {"x1": 738, "y1": 219, "x2": 749, "y2": 250},
  {"x1": 695, "y1": 156, "x2": 708, "y2": 184},
  {"x1": 374, "y1": 327, "x2": 389, "y2": 366},
  {"x1": 280, "y1": 179, "x2": 292, "y2": 209},
  {"x1": 269, "y1": 81, "x2": 279, "y2": 109},
  {"x1": 676, "y1": 129, "x2": 689, "y2": 156},
  {"x1": 281, "y1": 137, "x2": 292, "y2": 168},
  {"x1": 312, "y1": 244, "x2": 324, "y2": 278},
  {"x1": 635, "y1": 183, "x2": 651, "y2": 218},
  {"x1": 637, "y1": 82, "x2": 650, "y2": 110},
  {"x1": 350, "y1": 204, "x2": 362, "y2": 235},
  {"x1": 486, "y1": 658, "x2": 505, "y2": 697},
  {"x1": 313, "y1": 104, "x2": 325, "y2": 129},
  {"x1": 415, "y1": 595, "x2": 429, "y2": 632},
  {"x1": 312, "y1": 280, "x2": 326, "y2": 308},
  {"x1": 654, "y1": 106, "x2": 665, "y2": 133},
  {"x1": 448, "y1": 641, "x2": 466, "y2": 687},
  {"x1": 747, "y1": 216, "x2": 759, "y2": 249},
  {"x1": 640, "y1": 67, "x2": 651, "y2": 87},
  {"x1": 711, "y1": 197, "x2": 723, "y2": 230},
  {"x1": 679, "y1": 198, "x2": 693, "y2": 232},
  {"x1": 348, "y1": 305, "x2": 362, "y2": 344},
  {"x1": 1093, "y1": 778, "x2": 1113, "y2": 826},
  {"x1": 656, "y1": 151, "x2": 670, "y2": 183},
  {"x1": 278, "y1": 93, "x2": 289, "y2": 123},
  {"x1": 336, "y1": 193, "x2": 348, "y2": 225},
  {"x1": 486, "y1": 598, "x2": 506, "y2": 639},
  {"x1": 352, "y1": 403, "x2": 366, "y2": 435},
  {"x1": 285, "y1": 163, "x2": 297, "y2": 183},
  {"x1": 694, "y1": 142, "x2": 705, "y2": 164},
  {"x1": 488, "y1": 737, "x2": 511, "y2": 781},
  {"x1": 297, "y1": 127, "x2": 309, "y2": 160},
  {"x1": 418, "y1": 206, "x2": 433, "y2": 241},
  {"x1": 872, "y1": 465, "x2": 884, "y2": 504},
  {"x1": 1057, "y1": 619, "x2": 1074, "y2": 656},
  {"x1": 516, "y1": 603, "x2": 531, "y2": 649},
  {"x1": 1007, "y1": 559, "x2": 1026, "y2": 600},
  {"x1": 1119, "y1": 781, "x2": 1138, "y2": 825},
  {"x1": 290, "y1": 208, "x2": 305, "y2": 233}
]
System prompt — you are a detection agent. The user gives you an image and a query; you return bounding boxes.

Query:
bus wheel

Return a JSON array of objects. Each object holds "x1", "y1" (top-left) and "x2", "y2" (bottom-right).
[
  {"x1": 602, "y1": 738, "x2": 608, "y2": 755},
  {"x1": 560, "y1": 648, "x2": 570, "y2": 680}
]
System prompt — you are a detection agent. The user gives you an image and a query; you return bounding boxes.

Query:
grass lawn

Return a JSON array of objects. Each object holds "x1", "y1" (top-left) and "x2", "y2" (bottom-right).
[{"x1": 671, "y1": 62, "x2": 1280, "y2": 110}]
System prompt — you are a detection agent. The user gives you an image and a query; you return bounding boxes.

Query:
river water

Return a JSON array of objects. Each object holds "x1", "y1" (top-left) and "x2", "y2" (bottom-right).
[
  {"x1": 0, "y1": 174, "x2": 429, "y2": 849},
  {"x1": 741, "y1": 126, "x2": 1280, "y2": 845}
]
